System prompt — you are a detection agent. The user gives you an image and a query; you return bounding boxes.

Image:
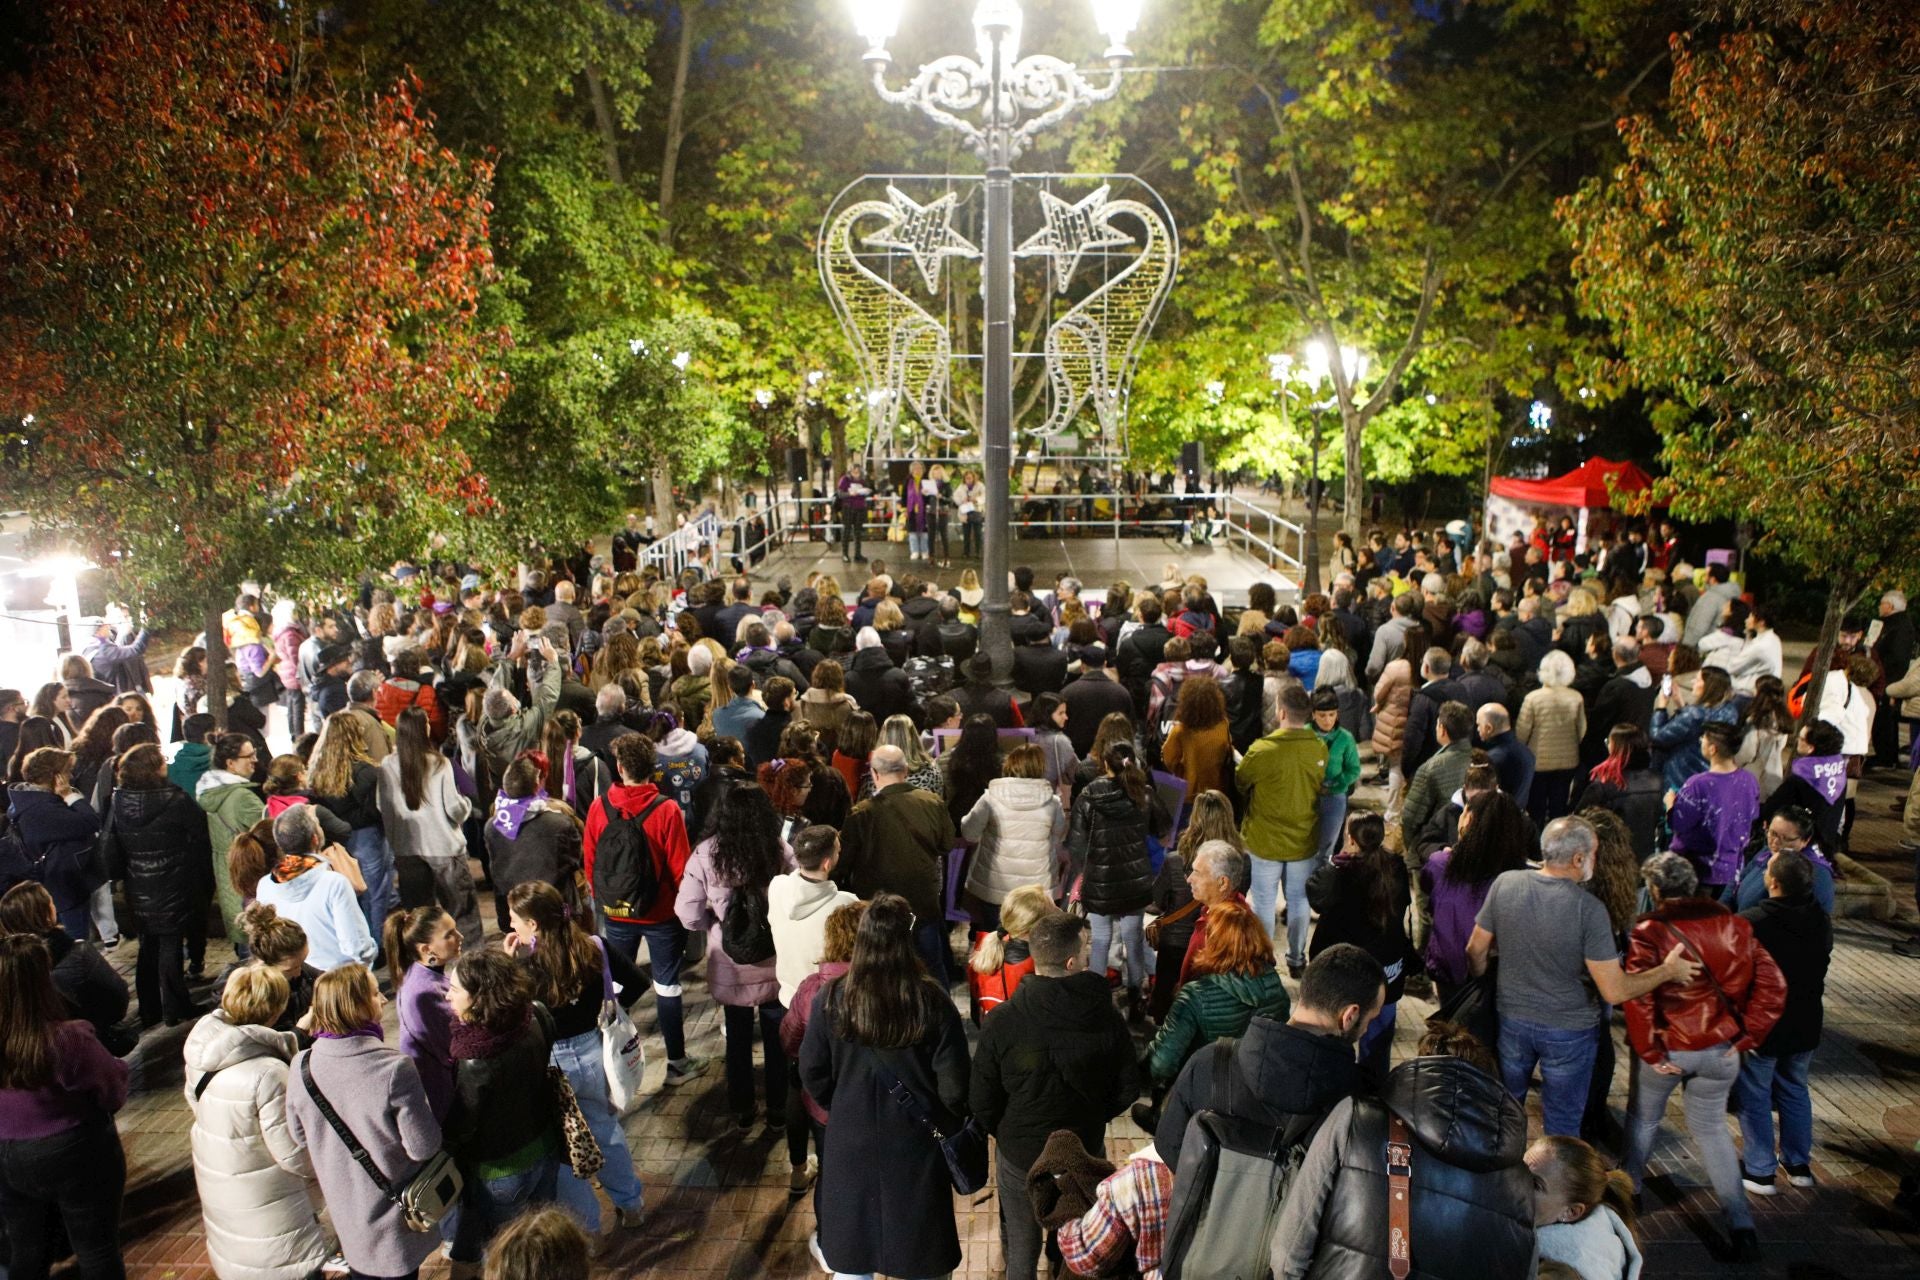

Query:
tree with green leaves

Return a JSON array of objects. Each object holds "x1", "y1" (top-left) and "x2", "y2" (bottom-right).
[
  {"x1": 0, "y1": 0, "x2": 503, "y2": 723},
  {"x1": 1563, "y1": 0, "x2": 1920, "y2": 719}
]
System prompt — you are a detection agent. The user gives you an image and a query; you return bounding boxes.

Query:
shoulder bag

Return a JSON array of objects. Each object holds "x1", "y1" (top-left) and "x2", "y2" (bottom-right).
[
  {"x1": 881, "y1": 1063, "x2": 990, "y2": 1194},
  {"x1": 299, "y1": 1054, "x2": 462, "y2": 1232},
  {"x1": 549, "y1": 1064, "x2": 605, "y2": 1180}
]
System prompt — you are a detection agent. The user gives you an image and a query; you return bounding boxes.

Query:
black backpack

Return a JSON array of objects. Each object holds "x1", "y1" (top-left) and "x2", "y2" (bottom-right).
[
  {"x1": 1162, "y1": 1041, "x2": 1322, "y2": 1280},
  {"x1": 720, "y1": 878, "x2": 776, "y2": 965},
  {"x1": 591, "y1": 797, "x2": 671, "y2": 917}
]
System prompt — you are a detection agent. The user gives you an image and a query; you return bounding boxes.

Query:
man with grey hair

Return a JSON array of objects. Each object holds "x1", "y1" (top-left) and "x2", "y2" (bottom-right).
[
  {"x1": 836, "y1": 742, "x2": 957, "y2": 980},
  {"x1": 1401, "y1": 647, "x2": 1461, "y2": 781},
  {"x1": 344, "y1": 669, "x2": 392, "y2": 763},
  {"x1": 255, "y1": 804, "x2": 377, "y2": 970},
  {"x1": 1139, "y1": 837, "x2": 1252, "y2": 1056},
  {"x1": 547, "y1": 578, "x2": 585, "y2": 649},
  {"x1": 1476, "y1": 703, "x2": 1534, "y2": 809},
  {"x1": 479, "y1": 629, "x2": 562, "y2": 778},
  {"x1": 581, "y1": 684, "x2": 636, "y2": 770},
  {"x1": 1365, "y1": 590, "x2": 1424, "y2": 681},
  {"x1": 1466, "y1": 816, "x2": 1700, "y2": 1136}
]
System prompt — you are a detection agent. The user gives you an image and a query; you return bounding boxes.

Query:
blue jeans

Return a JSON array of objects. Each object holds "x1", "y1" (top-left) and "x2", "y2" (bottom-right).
[
  {"x1": 348, "y1": 826, "x2": 396, "y2": 946},
  {"x1": 450, "y1": 1151, "x2": 560, "y2": 1263},
  {"x1": 1737, "y1": 1049, "x2": 1814, "y2": 1177},
  {"x1": 1499, "y1": 1015, "x2": 1599, "y2": 1137},
  {"x1": 1088, "y1": 911, "x2": 1149, "y2": 990},
  {"x1": 601, "y1": 917, "x2": 688, "y2": 1061},
  {"x1": 1249, "y1": 857, "x2": 1317, "y2": 967},
  {"x1": 1314, "y1": 793, "x2": 1349, "y2": 862},
  {"x1": 1625, "y1": 1043, "x2": 1750, "y2": 1229},
  {"x1": 552, "y1": 1028, "x2": 643, "y2": 1231},
  {"x1": 912, "y1": 918, "x2": 951, "y2": 986}
]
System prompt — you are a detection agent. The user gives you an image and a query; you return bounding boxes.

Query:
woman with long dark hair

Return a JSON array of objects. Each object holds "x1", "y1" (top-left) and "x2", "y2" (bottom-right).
[
  {"x1": 1308, "y1": 812, "x2": 1412, "y2": 1079},
  {"x1": 1068, "y1": 740, "x2": 1165, "y2": 1022},
  {"x1": 4, "y1": 717, "x2": 63, "y2": 787},
  {"x1": 65, "y1": 706, "x2": 128, "y2": 806},
  {"x1": 538, "y1": 710, "x2": 610, "y2": 811},
  {"x1": 0, "y1": 933, "x2": 130, "y2": 1280},
  {"x1": 799, "y1": 893, "x2": 970, "y2": 1280},
  {"x1": 942, "y1": 712, "x2": 1002, "y2": 827},
  {"x1": 28, "y1": 682, "x2": 74, "y2": 746},
  {"x1": 1420, "y1": 790, "x2": 1533, "y2": 999},
  {"x1": 676, "y1": 783, "x2": 793, "y2": 1128},
  {"x1": 378, "y1": 706, "x2": 481, "y2": 944},
  {"x1": 507, "y1": 882, "x2": 644, "y2": 1239}
]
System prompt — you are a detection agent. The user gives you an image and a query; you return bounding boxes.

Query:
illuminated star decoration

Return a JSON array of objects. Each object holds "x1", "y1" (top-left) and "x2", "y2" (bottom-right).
[
  {"x1": 1018, "y1": 185, "x2": 1139, "y2": 294},
  {"x1": 861, "y1": 185, "x2": 979, "y2": 293}
]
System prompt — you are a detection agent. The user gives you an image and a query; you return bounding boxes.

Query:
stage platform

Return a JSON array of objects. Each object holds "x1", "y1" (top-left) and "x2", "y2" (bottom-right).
[{"x1": 747, "y1": 530, "x2": 1299, "y2": 606}]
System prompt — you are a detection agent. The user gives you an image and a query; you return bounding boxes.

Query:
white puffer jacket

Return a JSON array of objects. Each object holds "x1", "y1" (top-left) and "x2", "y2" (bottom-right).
[
  {"x1": 961, "y1": 775, "x2": 1067, "y2": 904},
  {"x1": 184, "y1": 1012, "x2": 333, "y2": 1280}
]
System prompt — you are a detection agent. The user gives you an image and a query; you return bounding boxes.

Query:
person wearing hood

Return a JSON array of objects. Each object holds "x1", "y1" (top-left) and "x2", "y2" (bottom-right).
[
  {"x1": 646, "y1": 707, "x2": 709, "y2": 818},
  {"x1": 765, "y1": 824, "x2": 856, "y2": 1194},
  {"x1": 961, "y1": 743, "x2": 1067, "y2": 930},
  {"x1": 102, "y1": 744, "x2": 213, "y2": 1027},
  {"x1": 1737, "y1": 848, "x2": 1833, "y2": 1199},
  {"x1": 1529, "y1": 1135, "x2": 1645, "y2": 1280},
  {"x1": 972, "y1": 910, "x2": 1140, "y2": 1280},
  {"x1": 1155, "y1": 942, "x2": 1383, "y2": 1173},
  {"x1": 478, "y1": 631, "x2": 562, "y2": 779},
  {"x1": 254, "y1": 806, "x2": 377, "y2": 971},
  {"x1": 6, "y1": 746, "x2": 106, "y2": 940},
  {"x1": 585, "y1": 733, "x2": 705, "y2": 1086},
  {"x1": 305, "y1": 644, "x2": 354, "y2": 726},
  {"x1": 184, "y1": 962, "x2": 335, "y2": 1280},
  {"x1": 1270, "y1": 1021, "x2": 1535, "y2": 1280}
]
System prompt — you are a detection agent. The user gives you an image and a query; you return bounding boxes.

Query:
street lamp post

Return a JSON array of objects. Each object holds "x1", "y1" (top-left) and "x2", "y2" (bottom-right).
[
  {"x1": 845, "y1": 0, "x2": 1142, "y2": 681},
  {"x1": 1272, "y1": 340, "x2": 1366, "y2": 594}
]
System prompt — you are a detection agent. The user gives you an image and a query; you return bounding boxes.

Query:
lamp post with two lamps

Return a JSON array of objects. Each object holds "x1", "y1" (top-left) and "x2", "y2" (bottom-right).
[{"x1": 844, "y1": 0, "x2": 1145, "y2": 678}]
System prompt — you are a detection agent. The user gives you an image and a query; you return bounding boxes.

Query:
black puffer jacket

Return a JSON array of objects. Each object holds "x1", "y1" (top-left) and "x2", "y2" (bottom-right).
[
  {"x1": 45, "y1": 927, "x2": 130, "y2": 1043},
  {"x1": 1155, "y1": 1014, "x2": 1361, "y2": 1173},
  {"x1": 1067, "y1": 776, "x2": 1154, "y2": 917},
  {"x1": 105, "y1": 783, "x2": 213, "y2": 933},
  {"x1": 844, "y1": 646, "x2": 913, "y2": 723},
  {"x1": 970, "y1": 969, "x2": 1141, "y2": 1169},
  {"x1": 1271, "y1": 1055, "x2": 1533, "y2": 1280}
]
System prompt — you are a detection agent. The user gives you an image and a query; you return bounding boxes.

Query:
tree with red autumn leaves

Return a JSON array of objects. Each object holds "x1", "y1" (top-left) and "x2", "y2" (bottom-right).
[
  {"x1": 0, "y1": 0, "x2": 507, "y2": 718},
  {"x1": 1563, "y1": 0, "x2": 1920, "y2": 722}
]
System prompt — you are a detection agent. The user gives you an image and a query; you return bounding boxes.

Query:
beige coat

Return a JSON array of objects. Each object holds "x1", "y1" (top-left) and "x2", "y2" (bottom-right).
[
  {"x1": 1518, "y1": 686, "x2": 1588, "y2": 772},
  {"x1": 1888, "y1": 657, "x2": 1920, "y2": 720},
  {"x1": 1371, "y1": 658, "x2": 1415, "y2": 758}
]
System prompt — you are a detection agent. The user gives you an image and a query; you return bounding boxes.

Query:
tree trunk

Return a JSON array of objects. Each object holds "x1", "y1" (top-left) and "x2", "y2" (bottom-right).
[
  {"x1": 204, "y1": 603, "x2": 229, "y2": 734},
  {"x1": 829, "y1": 415, "x2": 848, "y2": 478},
  {"x1": 651, "y1": 456, "x2": 676, "y2": 533},
  {"x1": 657, "y1": 3, "x2": 696, "y2": 244},
  {"x1": 1796, "y1": 574, "x2": 1859, "y2": 735},
  {"x1": 584, "y1": 64, "x2": 625, "y2": 186},
  {"x1": 1341, "y1": 405, "x2": 1365, "y2": 541}
]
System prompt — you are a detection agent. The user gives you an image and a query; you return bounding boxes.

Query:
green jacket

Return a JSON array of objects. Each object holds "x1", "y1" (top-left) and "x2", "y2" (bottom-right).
[
  {"x1": 1315, "y1": 725, "x2": 1361, "y2": 797},
  {"x1": 198, "y1": 779, "x2": 266, "y2": 945},
  {"x1": 1400, "y1": 739, "x2": 1472, "y2": 850},
  {"x1": 1146, "y1": 968, "x2": 1291, "y2": 1085},
  {"x1": 1235, "y1": 726, "x2": 1328, "y2": 862}
]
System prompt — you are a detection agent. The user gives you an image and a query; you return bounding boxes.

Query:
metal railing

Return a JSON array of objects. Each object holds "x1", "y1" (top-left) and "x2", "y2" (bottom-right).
[{"x1": 635, "y1": 488, "x2": 1307, "y2": 588}]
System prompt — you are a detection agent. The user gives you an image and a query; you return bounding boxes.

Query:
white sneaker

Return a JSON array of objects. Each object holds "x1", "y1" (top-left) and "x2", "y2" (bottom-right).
[{"x1": 807, "y1": 1230, "x2": 830, "y2": 1272}]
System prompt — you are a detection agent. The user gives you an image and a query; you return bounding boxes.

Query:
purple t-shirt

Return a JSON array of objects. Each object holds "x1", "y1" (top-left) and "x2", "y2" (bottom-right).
[
  {"x1": 1420, "y1": 847, "x2": 1496, "y2": 988},
  {"x1": 1668, "y1": 767, "x2": 1760, "y2": 886}
]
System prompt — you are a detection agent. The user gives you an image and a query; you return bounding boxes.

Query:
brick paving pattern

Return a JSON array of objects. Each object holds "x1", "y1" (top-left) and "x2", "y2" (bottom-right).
[{"x1": 83, "y1": 779, "x2": 1920, "y2": 1280}]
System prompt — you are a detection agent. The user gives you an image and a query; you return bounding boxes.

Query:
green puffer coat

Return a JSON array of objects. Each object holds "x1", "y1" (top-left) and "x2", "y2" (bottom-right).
[{"x1": 1145, "y1": 967, "x2": 1291, "y2": 1085}]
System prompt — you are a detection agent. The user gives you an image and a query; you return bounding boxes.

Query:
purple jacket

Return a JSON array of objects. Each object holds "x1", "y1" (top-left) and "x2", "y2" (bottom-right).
[
  {"x1": 837, "y1": 473, "x2": 870, "y2": 514},
  {"x1": 1668, "y1": 767, "x2": 1761, "y2": 887},
  {"x1": 1419, "y1": 847, "x2": 1495, "y2": 989},
  {"x1": 396, "y1": 961, "x2": 455, "y2": 1121},
  {"x1": 0, "y1": 1020, "x2": 127, "y2": 1141}
]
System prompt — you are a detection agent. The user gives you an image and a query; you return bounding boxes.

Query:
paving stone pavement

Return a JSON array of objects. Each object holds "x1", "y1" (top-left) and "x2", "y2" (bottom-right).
[{"x1": 83, "y1": 773, "x2": 1920, "y2": 1279}]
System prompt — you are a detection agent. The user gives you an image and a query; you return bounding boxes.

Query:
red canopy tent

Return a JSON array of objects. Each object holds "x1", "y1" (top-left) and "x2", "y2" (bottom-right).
[{"x1": 1485, "y1": 457, "x2": 1656, "y2": 552}]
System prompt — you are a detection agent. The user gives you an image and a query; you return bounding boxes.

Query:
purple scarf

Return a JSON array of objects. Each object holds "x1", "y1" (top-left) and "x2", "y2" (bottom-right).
[
  {"x1": 490, "y1": 790, "x2": 547, "y2": 840},
  {"x1": 1791, "y1": 753, "x2": 1847, "y2": 806},
  {"x1": 449, "y1": 1007, "x2": 531, "y2": 1060}
]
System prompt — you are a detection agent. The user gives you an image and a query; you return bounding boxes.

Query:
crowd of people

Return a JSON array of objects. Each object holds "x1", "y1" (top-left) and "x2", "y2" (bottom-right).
[{"x1": 0, "y1": 513, "x2": 1911, "y2": 1279}]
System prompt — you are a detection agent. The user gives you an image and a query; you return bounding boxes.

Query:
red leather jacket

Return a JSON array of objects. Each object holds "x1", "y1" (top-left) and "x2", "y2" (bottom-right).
[{"x1": 1624, "y1": 898, "x2": 1785, "y2": 1064}]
